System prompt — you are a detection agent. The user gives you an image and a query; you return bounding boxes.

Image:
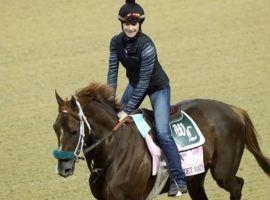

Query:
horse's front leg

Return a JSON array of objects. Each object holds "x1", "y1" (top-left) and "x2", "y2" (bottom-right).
[
  {"x1": 101, "y1": 177, "x2": 147, "y2": 200},
  {"x1": 101, "y1": 184, "x2": 126, "y2": 200},
  {"x1": 88, "y1": 175, "x2": 125, "y2": 200}
]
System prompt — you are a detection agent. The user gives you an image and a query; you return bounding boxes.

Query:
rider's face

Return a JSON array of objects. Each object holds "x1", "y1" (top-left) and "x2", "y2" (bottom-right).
[{"x1": 122, "y1": 22, "x2": 140, "y2": 38}]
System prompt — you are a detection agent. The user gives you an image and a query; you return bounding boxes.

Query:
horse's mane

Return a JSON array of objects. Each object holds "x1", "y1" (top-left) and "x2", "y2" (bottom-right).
[{"x1": 75, "y1": 83, "x2": 121, "y2": 111}]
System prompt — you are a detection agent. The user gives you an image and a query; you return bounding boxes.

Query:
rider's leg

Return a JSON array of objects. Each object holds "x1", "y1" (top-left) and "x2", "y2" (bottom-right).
[{"x1": 150, "y1": 84, "x2": 187, "y2": 196}]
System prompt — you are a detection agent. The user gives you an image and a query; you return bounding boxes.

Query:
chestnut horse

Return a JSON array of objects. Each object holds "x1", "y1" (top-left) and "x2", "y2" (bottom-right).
[{"x1": 53, "y1": 83, "x2": 270, "y2": 200}]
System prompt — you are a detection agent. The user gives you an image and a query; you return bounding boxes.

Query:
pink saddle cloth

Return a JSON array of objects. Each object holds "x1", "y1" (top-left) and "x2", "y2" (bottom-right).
[
  {"x1": 144, "y1": 134, "x2": 161, "y2": 175},
  {"x1": 145, "y1": 134, "x2": 205, "y2": 176}
]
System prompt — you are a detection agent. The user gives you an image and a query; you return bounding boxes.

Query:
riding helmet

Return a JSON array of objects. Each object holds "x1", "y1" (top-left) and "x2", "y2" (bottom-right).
[{"x1": 118, "y1": 0, "x2": 145, "y2": 23}]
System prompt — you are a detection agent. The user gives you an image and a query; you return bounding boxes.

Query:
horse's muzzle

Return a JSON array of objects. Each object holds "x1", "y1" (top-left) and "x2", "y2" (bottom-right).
[{"x1": 56, "y1": 159, "x2": 75, "y2": 178}]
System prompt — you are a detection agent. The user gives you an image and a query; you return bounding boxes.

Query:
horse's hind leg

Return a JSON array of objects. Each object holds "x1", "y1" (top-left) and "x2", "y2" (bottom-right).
[
  {"x1": 210, "y1": 142, "x2": 245, "y2": 199},
  {"x1": 227, "y1": 176, "x2": 244, "y2": 200},
  {"x1": 187, "y1": 171, "x2": 208, "y2": 200},
  {"x1": 212, "y1": 172, "x2": 244, "y2": 200}
]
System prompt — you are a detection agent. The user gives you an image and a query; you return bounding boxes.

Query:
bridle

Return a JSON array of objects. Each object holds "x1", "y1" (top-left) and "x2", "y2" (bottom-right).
[
  {"x1": 53, "y1": 95, "x2": 126, "y2": 162},
  {"x1": 68, "y1": 96, "x2": 128, "y2": 184},
  {"x1": 73, "y1": 96, "x2": 92, "y2": 159},
  {"x1": 53, "y1": 95, "x2": 133, "y2": 184}
]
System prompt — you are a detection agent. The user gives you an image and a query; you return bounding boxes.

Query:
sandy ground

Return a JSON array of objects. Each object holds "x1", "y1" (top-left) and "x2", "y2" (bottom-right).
[{"x1": 0, "y1": 0, "x2": 270, "y2": 199}]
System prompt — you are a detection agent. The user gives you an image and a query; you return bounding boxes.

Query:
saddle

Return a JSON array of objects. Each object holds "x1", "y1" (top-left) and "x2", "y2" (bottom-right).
[{"x1": 134, "y1": 104, "x2": 181, "y2": 124}]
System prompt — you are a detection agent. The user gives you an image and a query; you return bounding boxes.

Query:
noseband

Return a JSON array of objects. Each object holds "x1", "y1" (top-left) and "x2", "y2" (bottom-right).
[{"x1": 53, "y1": 96, "x2": 124, "y2": 161}]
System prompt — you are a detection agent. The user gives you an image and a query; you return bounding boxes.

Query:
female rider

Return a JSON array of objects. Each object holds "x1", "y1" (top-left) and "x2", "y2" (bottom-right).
[{"x1": 107, "y1": 0, "x2": 187, "y2": 196}]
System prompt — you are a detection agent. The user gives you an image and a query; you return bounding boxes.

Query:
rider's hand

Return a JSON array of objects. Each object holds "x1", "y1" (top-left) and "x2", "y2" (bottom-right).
[
  {"x1": 113, "y1": 110, "x2": 131, "y2": 131},
  {"x1": 117, "y1": 110, "x2": 129, "y2": 122}
]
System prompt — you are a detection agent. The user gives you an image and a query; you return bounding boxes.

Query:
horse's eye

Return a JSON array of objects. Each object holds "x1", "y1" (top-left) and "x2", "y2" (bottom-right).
[{"x1": 70, "y1": 130, "x2": 78, "y2": 136}]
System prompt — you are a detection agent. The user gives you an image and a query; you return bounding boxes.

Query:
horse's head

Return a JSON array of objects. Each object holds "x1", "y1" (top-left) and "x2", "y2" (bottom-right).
[
  {"x1": 53, "y1": 92, "x2": 85, "y2": 177},
  {"x1": 52, "y1": 83, "x2": 121, "y2": 178}
]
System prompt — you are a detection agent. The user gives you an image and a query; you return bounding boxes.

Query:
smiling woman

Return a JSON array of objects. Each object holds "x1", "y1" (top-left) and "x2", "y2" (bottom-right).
[
  {"x1": 107, "y1": 0, "x2": 188, "y2": 196},
  {"x1": 122, "y1": 22, "x2": 140, "y2": 38},
  {"x1": 1, "y1": 0, "x2": 270, "y2": 200}
]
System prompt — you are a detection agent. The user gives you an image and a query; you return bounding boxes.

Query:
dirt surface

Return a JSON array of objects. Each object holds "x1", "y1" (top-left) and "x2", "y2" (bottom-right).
[{"x1": 1, "y1": 0, "x2": 269, "y2": 199}]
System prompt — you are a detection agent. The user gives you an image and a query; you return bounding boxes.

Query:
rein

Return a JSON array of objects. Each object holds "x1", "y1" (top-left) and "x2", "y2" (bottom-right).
[
  {"x1": 83, "y1": 131, "x2": 114, "y2": 155},
  {"x1": 83, "y1": 117, "x2": 128, "y2": 155},
  {"x1": 89, "y1": 125, "x2": 126, "y2": 184},
  {"x1": 53, "y1": 96, "x2": 127, "y2": 161},
  {"x1": 71, "y1": 97, "x2": 129, "y2": 184}
]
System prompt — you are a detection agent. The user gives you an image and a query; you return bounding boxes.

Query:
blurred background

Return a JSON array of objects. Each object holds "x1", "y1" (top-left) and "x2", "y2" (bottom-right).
[{"x1": 0, "y1": 0, "x2": 269, "y2": 199}]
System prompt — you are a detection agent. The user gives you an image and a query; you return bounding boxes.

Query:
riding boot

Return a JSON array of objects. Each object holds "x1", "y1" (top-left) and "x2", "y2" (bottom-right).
[
  {"x1": 156, "y1": 133, "x2": 187, "y2": 196},
  {"x1": 168, "y1": 179, "x2": 187, "y2": 197}
]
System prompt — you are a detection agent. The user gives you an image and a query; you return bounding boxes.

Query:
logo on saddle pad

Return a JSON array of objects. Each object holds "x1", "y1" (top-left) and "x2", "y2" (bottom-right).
[{"x1": 169, "y1": 111, "x2": 205, "y2": 152}]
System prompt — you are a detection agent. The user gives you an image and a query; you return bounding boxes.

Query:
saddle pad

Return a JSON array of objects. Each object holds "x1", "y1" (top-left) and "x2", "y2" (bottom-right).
[
  {"x1": 131, "y1": 114, "x2": 151, "y2": 138},
  {"x1": 169, "y1": 111, "x2": 205, "y2": 151},
  {"x1": 131, "y1": 114, "x2": 205, "y2": 178},
  {"x1": 146, "y1": 146, "x2": 205, "y2": 200},
  {"x1": 131, "y1": 112, "x2": 205, "y2": 151},
  {"x1": 180, "y1": 146, "x2": 205, "y2": 176}
]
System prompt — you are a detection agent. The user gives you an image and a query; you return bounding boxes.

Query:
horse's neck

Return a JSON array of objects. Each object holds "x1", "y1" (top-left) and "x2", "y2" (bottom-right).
[
  {"x1": 85, "y1": 101, "x2": 120, "y2": 165},
  {"x1": 85, "y1": 101, "x2": 149, "y2": 169},
  {"x1": 87, "y1": 101, "x2": 118, "y2": 132}
]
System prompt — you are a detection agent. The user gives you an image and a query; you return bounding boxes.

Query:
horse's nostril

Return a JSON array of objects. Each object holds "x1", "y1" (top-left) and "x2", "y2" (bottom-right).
[{"x1": 65, "y1": 168, "x2": 72, "y2": 174}]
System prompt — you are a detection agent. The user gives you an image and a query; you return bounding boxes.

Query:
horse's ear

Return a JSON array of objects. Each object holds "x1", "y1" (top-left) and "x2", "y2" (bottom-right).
[
  {"x1": 70, "y1": 95, "x2": 77, "y2": 108},
  {"x1": 55, "y1": 90, "x2": 64, "y2": 107}
]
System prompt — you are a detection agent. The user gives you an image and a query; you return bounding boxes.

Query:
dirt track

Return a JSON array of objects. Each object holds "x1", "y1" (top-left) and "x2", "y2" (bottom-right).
[{"x1": 1, "y1": 0, "x2": 270, "y2": 199}]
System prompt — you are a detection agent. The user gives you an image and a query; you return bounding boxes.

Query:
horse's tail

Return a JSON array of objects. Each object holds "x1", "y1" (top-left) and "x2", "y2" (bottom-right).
[{"x1": 234, "y1": 107, "x2": 270, "y2": 176}]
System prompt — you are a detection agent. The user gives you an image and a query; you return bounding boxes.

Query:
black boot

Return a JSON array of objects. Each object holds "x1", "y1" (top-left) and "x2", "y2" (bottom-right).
[{"x1": 167, "y1": 180, "x2": 187, "y2": 197}]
